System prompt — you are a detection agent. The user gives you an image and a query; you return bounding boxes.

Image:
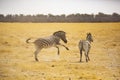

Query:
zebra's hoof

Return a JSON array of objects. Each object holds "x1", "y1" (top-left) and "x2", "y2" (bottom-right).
[
  {"x1": 66, "y1": 47, "x2": 69, "y2": 50},
  {"x1": 35, "y1": 58, "x2": 39, "y2": 62},
  {"x1": 80, "y1": 60, "x2": 82, "y2": 62}
]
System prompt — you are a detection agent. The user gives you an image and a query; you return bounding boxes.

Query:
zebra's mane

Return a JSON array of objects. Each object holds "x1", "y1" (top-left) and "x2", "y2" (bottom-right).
[{"x1": 53, "y1": 31, "x2": 66, "y2": 36}]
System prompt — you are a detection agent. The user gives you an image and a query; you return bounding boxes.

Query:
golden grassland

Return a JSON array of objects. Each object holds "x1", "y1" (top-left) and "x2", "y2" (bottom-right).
[{"x1": 0, "y1": 23, "x2": 120, "y2": 80}]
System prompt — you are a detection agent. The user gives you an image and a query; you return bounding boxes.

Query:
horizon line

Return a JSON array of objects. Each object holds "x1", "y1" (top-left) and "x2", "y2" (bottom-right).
[{"x1": 0, "y1": 12, "x2": 120, "y2": 16}]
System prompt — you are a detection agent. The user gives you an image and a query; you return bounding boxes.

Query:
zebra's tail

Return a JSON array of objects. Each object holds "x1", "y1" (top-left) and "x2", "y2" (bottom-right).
[
  {"x1": 78, "y1": 40, "x2": 83, "y2": 50},
  {"x1": 26, "y1": 38, "x2": 34, "y2": 43}
]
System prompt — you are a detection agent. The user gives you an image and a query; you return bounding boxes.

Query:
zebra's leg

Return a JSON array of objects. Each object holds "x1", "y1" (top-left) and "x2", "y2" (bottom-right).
[
  {"x1": 87, "y1": 55, "x2": 90, "y2": 61},
  {"x1": 56, "y1": 46, "x2": 60, "y2": 55},
  {"x1": 34, "y1": 49, "x2": 41, "y2": 61},
  {"x1": 87, "y1": 52, "x2": 90, "y2": 61},
  {"x1": 59, "y1": 43, "x2": 69, "y2": 50},
  {"x1": 86, "y1": 49, "x2": 90, "y2": 61},
  {"x1": 80, "y1": 49, "x2": 82, "y2": 62},
  {"x1": 84, "y1": 51, "x2": 88, "y2": 62}
]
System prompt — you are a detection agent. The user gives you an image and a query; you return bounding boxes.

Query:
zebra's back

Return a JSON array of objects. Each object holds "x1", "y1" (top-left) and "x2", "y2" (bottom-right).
[{"x1": 34, "y1": 35, "x2": 59, "y2": 49}]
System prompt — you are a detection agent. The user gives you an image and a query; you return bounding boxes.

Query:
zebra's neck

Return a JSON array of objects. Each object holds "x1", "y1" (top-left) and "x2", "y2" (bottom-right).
[{"x1": 86, "y1": 40, "x2": 91, "y2": 45}]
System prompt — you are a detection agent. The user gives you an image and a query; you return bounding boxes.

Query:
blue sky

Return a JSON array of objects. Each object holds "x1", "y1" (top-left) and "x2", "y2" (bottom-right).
[{"x1": 0, "y1": 0, "x2": 120, "y2": 15}]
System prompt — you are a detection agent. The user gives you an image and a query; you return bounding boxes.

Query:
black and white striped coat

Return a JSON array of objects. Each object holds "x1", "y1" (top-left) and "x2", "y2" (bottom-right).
[
  {"x1": 26, "y1": 31, "x2": 69, "y2": 61},
  {"x1": 78, "y1": 33, "x2": 93, "y2": 62},
  {"x1": 34, "y1": 35, "x2": 60, "y2": 48}
]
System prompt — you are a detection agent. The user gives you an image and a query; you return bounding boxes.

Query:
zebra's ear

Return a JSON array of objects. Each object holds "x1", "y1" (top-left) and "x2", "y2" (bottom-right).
[
  {"x1": 89, "y1": 33, "x2": 92, "y2": 35},
  {"x1": 87, "y1": 32, "x2": 91, "y2": 35},
  {"x1": 87, "y1": 33, "x2": 89, "y2": 35}
]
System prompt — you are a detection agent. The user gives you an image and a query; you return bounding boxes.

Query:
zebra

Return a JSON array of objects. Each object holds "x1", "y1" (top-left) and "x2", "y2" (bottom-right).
[
  {"x1": 78, "y1": 33, "x2": 93, "y2": 62},
  {"x1": 26, "y1": 31, "x2": 69, "y2": 61}
]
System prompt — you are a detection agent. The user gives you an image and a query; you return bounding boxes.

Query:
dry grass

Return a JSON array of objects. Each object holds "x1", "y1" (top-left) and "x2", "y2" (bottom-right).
[{"x1": 0, "y1": 23, "x2": 120, "y2": 80}]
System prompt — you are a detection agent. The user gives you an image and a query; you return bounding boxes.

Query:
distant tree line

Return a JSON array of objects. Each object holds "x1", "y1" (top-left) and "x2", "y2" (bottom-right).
[{"x1": 0, "y1": 12, "x2": 120, "y2": 22}]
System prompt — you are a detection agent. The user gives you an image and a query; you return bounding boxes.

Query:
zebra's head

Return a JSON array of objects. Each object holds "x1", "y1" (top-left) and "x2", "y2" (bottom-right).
[
  {"x1": 86, "y1": 33, "x2": 93, "y2": 42},
  {"x1": 53, "y1": 31, "x2": 67, "y2": 43}
]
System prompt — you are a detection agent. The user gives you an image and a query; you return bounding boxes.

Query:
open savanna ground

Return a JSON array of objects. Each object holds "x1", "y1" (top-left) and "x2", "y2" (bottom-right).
[{"x1": 0, "y1": 23, "x2": 120, "y2": 80}]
